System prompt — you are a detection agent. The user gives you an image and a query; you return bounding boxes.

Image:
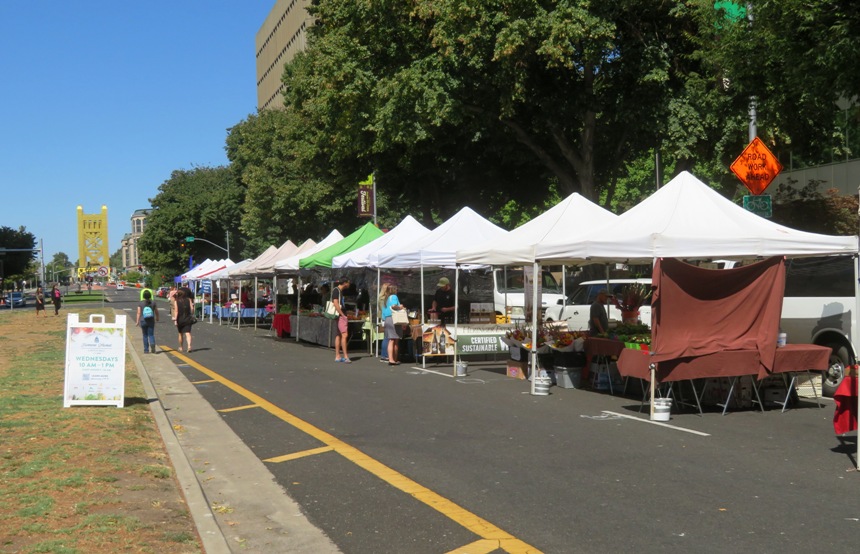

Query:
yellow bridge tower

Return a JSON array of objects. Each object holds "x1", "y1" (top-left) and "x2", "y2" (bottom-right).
[{"x1": 76, "y1": 205, "x2": 109, "y2": 278}]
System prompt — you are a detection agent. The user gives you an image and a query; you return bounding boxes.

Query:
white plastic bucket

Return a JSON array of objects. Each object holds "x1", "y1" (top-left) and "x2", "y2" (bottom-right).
[
  {"x1": 455, "y1": 361, "x2": 468, "y2": 377},
  {"x1": 651, "y1": 398, "x2": 672, "y2": 421},
  {"x1": 777, "y1": 332, "x2": 787, "y2": 348},
  {"x1": 533, "y1": 377, "x2": 551, "y2": 396}
]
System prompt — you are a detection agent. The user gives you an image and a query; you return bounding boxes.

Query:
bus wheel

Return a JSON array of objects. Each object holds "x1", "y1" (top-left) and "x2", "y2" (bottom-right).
[{"x1": 822, "y1": 343, "x2": 849, "y2": 398}]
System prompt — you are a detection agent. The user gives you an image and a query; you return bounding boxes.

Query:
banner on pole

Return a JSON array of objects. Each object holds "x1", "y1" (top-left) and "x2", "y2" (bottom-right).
[{"x1": 358, "y1": 174, "x2": 374, "y2": 217}]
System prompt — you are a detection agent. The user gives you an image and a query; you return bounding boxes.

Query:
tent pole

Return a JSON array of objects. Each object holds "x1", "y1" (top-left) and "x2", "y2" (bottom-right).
[
  {"x1": 237, "y1": 280, "x2": 242, "y2": 330},
  {"x1": 295, "y1": 275, "x2": 301, "y2": 342},
  {"x1": 530, "y1": 262, "x2": 540, "y2": 395},
  {"x1": 376, "y1": 267, "x2": 381, "y2": 357},
  {"x1": 454, "y1": 267, "x2": 459, "y2": 376}
]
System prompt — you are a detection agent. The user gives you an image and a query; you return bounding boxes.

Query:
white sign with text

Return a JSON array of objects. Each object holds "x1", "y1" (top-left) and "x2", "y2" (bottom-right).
[{"x1": 63, "y1": 313, "x2": 126, "y2": 408}]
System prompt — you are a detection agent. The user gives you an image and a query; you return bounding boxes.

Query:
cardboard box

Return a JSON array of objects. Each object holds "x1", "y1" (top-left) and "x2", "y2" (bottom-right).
[{"x1": 506, "y1": 359, "x2": 528, "y2": 380}]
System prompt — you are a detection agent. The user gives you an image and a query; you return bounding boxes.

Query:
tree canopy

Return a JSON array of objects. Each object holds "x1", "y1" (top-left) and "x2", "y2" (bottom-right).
[
  {"x1": 137, "y1": 167, "x2": 245, "y2": 276},
  {"x1": 0, "y1": 226, "x2": 37, "y2": 279}
]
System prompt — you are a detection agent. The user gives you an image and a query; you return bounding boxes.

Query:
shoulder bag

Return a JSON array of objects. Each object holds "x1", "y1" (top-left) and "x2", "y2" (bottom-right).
[
  {"x1": 391, "y1": 308, "x2": 409, "y2": 325},
  {"x1": 324, "y1": 301, "x2": 339, "y2": 319}
]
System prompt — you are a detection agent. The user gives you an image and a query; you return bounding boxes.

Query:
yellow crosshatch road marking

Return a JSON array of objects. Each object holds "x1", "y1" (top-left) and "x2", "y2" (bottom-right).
[
  {"x1": 163, "y1": 347, "x2": 542, "y2": 554},
  {"x1": 191, "y1": 379, "x2": 217, "y2": 384},
  {"x1": 264, "y1": 446, "x2": 334, "y2": 464},
  {"x1": 218, "y1": 404, "x2": 259, "y2": 413}
]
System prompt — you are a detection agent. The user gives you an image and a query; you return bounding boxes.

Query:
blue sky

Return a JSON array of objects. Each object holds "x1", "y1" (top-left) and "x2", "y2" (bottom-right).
[{"x1": 0, "y1": 1, "x2": 275, "y2": 264}]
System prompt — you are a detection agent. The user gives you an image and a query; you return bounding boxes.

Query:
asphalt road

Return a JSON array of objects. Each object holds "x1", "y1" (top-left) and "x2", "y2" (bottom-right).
[{"x1": 106, "y1": 286, "x2": 860, "y2": 553}]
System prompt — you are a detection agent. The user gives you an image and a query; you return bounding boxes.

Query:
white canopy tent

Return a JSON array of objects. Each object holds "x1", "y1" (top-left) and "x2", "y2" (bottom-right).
[
  {"x1": 376, "y1": 207, "x2": 506, "y2": 269},
  {"x1": 234, "y1": 244, "x2": 279, "y2": 277},
  {"x1": 374, "y1": 208, "x2": 508, "y2": 370},
  {"x1": 532, "y1": 171, "x2": 859, "y2": 425},
  {"x1": 182, "y1": 259, "x2": 234, "y2": 281},
  {"x1": 534, "y1": 171, "x2": 858, "y2": 264},
  {"x1": 275, "y1": 231, "x2": 343, "y2": 272},
  {"x1": 456, "y1": 193, "x2": 617, "y2": 265},
  {"x1": 274, "y1": 230, "x2": 343, "y2": 342},
  {"x1": 251, "y1": 240, "x2": 305, "y2": 277},
  {"x1": 332, "y1": 215, "x2": 430, "y2": 269}
]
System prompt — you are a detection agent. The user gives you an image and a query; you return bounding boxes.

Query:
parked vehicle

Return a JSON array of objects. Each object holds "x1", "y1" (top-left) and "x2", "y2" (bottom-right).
[
  {"x1": 156, "y1": 287, "x2": 170, "y2": 298},
  {"x1": 782, "y1": 256, "x2": 856, "y2": 397},
  {"x1": 544, "y1": 278, "x2": 652, "y2": 329},
  {"x1": 116, "y1": 283, "x2": 125, "y2": 291},
  {"x1": 2, "y1": 292, "x2": 27, "y2": 308},
  {"x1": 492, "y1": 268, "x2": 565, "y2": 321}
]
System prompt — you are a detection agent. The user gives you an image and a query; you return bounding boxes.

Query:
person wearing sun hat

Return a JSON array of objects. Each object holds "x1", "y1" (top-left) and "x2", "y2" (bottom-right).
[{"x1": 430, "y1": 276, "x2": 456, "y2": 325}]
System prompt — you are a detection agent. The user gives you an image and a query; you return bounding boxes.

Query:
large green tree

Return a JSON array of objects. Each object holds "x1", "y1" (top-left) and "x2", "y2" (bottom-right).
[
  {"x1": 0, "y1": 226, "x2": 37, "y2": 278},
  {"x1": 137, "y1": 167, "x2": 246, "y2": 276}
]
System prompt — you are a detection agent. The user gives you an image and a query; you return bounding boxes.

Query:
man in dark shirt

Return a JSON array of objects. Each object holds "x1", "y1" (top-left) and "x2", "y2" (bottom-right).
[
  {"x1": 589, "y1": 289, "x2": 610, "y2": 335},
  {"x1": 431, "y1": 277, "x2": 456, "y2": 324}
]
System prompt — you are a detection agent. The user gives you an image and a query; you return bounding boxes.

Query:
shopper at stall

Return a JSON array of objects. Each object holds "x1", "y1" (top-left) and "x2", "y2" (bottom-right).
[
  {"x1": 589, "y1": 289, "x2": 611, "y2": 335},
  {"x1": 380, "y1": 283, "x2": 406, "y2": 366},
  {"x1": 430, "y1": 277, "x2": 456, "y2": 325},
  {"x1": 333, "y1": 278, "x2": 352, "y2": 363}
]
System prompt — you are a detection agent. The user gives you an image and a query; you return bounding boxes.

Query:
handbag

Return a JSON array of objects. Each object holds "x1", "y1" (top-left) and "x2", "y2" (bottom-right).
[
  {"x1": 391, "y1": 308, "x2": 409, "y2": 325},
  {"x1": 324, "y1": 301, "x2": 339, "y2": 319}
]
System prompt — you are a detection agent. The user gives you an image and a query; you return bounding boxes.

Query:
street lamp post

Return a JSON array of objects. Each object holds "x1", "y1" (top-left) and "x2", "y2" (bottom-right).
[{"x1": 185, "y1": 232, "x2": 230, "y2": 259}]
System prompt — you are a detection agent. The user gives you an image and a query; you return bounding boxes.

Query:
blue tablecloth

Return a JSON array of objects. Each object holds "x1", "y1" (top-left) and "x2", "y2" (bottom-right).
[{"x1": 203, "y1": 306, "x2": 268, "y2": 320}]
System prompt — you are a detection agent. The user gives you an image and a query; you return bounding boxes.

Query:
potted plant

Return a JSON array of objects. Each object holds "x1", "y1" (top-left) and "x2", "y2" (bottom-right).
[{"x1": 613, "y1": 283, "x2": 653, "y2": 325}]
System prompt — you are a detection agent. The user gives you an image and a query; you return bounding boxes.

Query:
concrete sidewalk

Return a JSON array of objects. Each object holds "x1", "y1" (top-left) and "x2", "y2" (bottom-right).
[{"x1": 124, "y1": 312, "x2": 340, "y2": 553}]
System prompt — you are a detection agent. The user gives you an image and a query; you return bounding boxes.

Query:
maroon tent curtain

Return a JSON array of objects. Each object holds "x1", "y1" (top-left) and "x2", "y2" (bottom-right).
[{"x1": 650, "y1": 257, "x2": 785, "y2": 379}]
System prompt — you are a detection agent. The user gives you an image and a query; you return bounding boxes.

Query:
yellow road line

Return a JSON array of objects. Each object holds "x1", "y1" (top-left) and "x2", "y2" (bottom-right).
[
  {"x1": 163, "y1": 348, "x2": 542, "y2": 554},
  {"x1": 218, "y1": 404, "x2": 259, "y2": 413},
  {"x1": 264, "y1": 446, "x2": 334, "y2": 463},
  {"x1": 191, "y1": 379, "x2": 217, "y2": 384},
  {"x1": 446, "y1": 539, "x2": 502, "y2": 554}
]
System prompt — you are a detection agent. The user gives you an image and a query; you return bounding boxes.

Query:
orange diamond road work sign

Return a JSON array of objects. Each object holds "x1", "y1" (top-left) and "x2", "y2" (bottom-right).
[{"x1": 730, "y1": 137, "x2": 784, "y2": 195}]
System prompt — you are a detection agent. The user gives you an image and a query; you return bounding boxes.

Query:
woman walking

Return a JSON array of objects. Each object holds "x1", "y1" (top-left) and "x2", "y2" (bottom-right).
[
  {"x1": 379, "y1": 284, "x2": 406, "y2": 366},
  {"x1": 35, "y1": 286, "x2": 46, "y2": 317},
  {"x1": 135, "y1": 290, "x2": 160, "y2": 354},
  {"x1": 50, "y1": 284, "x2": 62, "y2": 316},
  {"x1": 171, "y1": 287, "x2": 194, "y2": 353}
]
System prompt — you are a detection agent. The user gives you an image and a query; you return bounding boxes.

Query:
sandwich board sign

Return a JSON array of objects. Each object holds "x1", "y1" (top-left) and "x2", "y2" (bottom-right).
[{"x1": 63, "y1": 313, "x2": 127, "y2": 408}]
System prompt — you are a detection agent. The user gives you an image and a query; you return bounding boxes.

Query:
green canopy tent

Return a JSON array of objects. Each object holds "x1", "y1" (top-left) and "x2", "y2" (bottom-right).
[
  {"x1": 296, "y1": 222, "x2": 385, "y2": 351},
  {"x1": 299, "y1": 222, "x2": 384, "y2": 269}
]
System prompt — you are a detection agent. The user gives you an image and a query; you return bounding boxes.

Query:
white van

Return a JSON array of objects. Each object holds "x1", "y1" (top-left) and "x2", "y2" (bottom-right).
[
  {"x1": 782, "y1": 256, "x2": 856, "y2": 397},
  {"x1": 493, "y1": 268, "x2": 565, "y2": 321},
  {"x1": 544, "y1": 279, "x2": 652, "y2": 330}
]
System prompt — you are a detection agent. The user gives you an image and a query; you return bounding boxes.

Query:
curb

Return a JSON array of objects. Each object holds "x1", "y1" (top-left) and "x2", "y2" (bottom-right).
[{"x1": 127, "y1": 331, "x2": 232, "y2": 554}]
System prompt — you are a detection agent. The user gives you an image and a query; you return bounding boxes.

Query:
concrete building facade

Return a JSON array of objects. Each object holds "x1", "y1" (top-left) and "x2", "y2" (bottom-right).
[
  {"x1": 120, "y1": 209, "x2": 150, "y2": 272},
  {"x1": 256, "y1": 0, "x2": 313, "y2": 111}
]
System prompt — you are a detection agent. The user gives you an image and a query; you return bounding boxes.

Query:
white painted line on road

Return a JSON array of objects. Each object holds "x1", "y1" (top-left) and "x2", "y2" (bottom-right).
[
  {"x1": 601, "y1": 411, "x2": 711, "y2": 436},
  {"x1": 415, "y1": 366, "x2": 454, "y2": 378}
]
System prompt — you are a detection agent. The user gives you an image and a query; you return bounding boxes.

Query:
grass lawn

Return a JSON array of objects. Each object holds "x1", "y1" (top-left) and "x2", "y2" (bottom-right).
[{"x1": 0, "y1": 309, "x2": 201, "y2": 554}]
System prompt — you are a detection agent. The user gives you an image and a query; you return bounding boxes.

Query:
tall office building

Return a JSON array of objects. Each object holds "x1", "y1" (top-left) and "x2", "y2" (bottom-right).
[{"x1": 256, "y1": 0, "x2": 314, "y2": 111}]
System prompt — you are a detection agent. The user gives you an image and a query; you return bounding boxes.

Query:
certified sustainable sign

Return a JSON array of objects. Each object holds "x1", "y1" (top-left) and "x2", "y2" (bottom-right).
[{"x1": 63, "y1": 313, "x2": 127, "y2": 408}]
